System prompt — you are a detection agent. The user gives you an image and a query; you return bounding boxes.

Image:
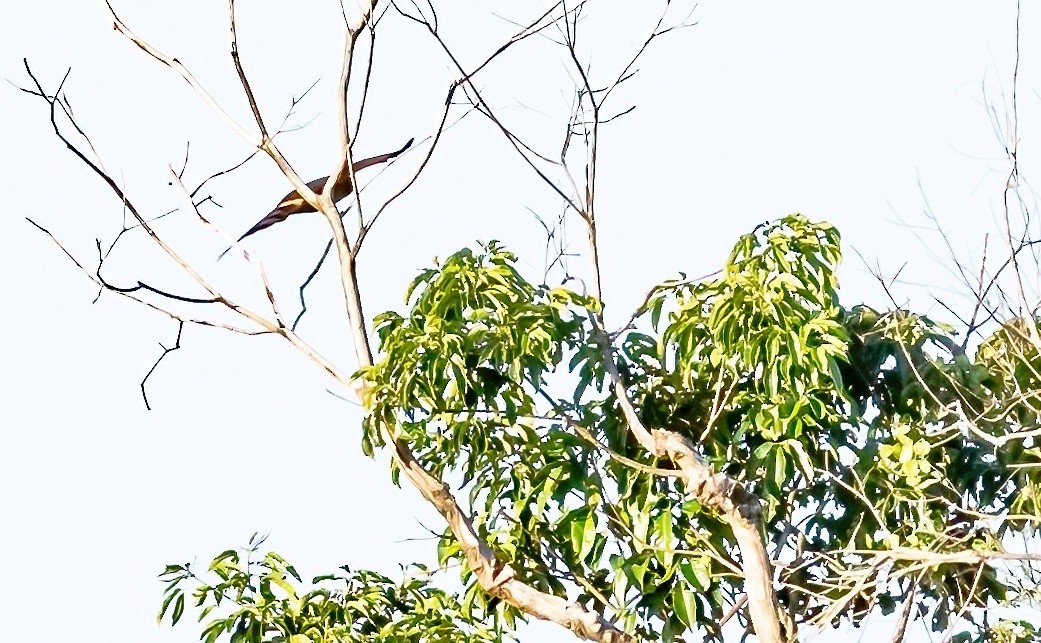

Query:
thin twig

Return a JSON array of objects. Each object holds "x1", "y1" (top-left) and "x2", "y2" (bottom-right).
[{"x1": 141, "y1": 321, "x2": 185, "y2": 410}]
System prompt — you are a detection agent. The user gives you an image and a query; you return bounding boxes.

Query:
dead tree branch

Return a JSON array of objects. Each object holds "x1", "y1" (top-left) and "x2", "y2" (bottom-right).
[{"x1": 141, "y1": 321, "x2": 184, "y2": 410}]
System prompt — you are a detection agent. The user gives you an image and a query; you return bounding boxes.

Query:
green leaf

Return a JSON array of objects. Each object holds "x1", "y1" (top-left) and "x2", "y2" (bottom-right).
[
  {"x1": 270, "y1": 574, "x2": 297, "y2": 597},
  {"x1": 678, "y1": 557, "x2": 710, "y2": 591},
  {"x1": 656, "y1": 507, "x2": 674, "y2": 568},
  {"x1": 211, "y1": 550, "x2": 238, "y2": 567},
  {"x1": 171, "y1": 593, "x2": 185, "y2": 626},
  {"x1": 752, "y1": 441, "x2": 774, "y2": 460},
  {"x1": 158, "y1": 588, "x2": 181, "y2": 624},
  {"x1": 672, "y1": 581, "x2": 698, "y2": 629},
  {"x1": 198, "y1": 604, "x2": 215, "y2": 622},
  {"x1": 650, "y1": 295, "x2": 666, "y2": 328},
  {"x1": 579, "y1": 509, "x2": 597, "y2": 561},
  {"x1": 159, "y1": 563, "x2": 185, "y2": 577}
]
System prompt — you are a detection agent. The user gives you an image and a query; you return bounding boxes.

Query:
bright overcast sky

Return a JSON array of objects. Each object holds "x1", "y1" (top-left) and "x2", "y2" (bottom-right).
[{"x1": 2, "y1": 2, "x2": 1039, "y2": 642}]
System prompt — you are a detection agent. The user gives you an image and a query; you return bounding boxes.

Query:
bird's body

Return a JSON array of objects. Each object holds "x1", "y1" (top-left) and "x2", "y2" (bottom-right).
[{"x1": 229, "y1": 138, "x2": 414, "y2": 247}]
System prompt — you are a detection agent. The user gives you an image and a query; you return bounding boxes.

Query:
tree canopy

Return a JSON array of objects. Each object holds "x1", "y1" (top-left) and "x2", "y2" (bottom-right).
[
  {"x1": 18, "y1": 1, "x2": 1041, "y2": 642},
  {"x1": 150, "y1": 215, "x2": 1041, "y2": 642}
]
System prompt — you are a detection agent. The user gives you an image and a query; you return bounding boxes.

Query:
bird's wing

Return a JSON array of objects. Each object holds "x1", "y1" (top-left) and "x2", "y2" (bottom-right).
[
  {"x1": 227, "y1": 182, "x2": 324, "y2": 253},
  {"x1": 353, "y1": 137, "x2": 415, "y2": 171},
  {"x1": 237, "y1": 205, "x2": 297, "y2": 242},
  {"x1": 217, "y1": 203, "x2": 299, "y2": 260},
  {"x1": 222, "y1": 138, "x2": 415, "y2": 258}
]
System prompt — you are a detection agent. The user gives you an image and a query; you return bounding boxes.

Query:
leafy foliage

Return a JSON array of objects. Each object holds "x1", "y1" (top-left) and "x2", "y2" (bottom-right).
[
  {"x1": 158, "y1": 537, "x2": 511, "y2": 643},
  {"x1": 171, "y1": 216, "x2": 1041, "y2": 642},
  {"x1": 649, "y1": 216, "x2": 849, "y2": 517},
  {"x1": 953, "y1": 619, "x2": 1041, "y2": 643}
]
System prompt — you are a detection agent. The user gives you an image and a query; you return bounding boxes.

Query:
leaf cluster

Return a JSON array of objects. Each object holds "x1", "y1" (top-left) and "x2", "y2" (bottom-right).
[
  {"x1": 175, "y1": 216, "x2": 1041, "y2": 642},
  {"x1": 158, "y1": 538, "x2": 510, "y2": 643}
]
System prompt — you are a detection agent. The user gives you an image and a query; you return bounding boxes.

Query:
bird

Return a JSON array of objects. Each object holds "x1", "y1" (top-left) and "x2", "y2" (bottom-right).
[{"x1": 220, "y1": 138, "x2": 413, "y2": 257}]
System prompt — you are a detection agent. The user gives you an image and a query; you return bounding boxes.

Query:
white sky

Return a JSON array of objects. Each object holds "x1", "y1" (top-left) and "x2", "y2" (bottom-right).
[{"x1": 2, "y1": 1, "x2": 1039, "y2": 641}]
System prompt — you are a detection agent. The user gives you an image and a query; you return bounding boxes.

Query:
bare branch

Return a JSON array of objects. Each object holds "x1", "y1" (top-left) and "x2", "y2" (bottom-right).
[
  {"x1": 141, "y1": 321, "x2": 184, "y2": 410},
  {"x1": 890, "y1": 584, "x2": 916, "y2": 643},
  {"x1": 356, "y1": 102, "x2": 463, "y2": 251},
  {"x1": 292, "y1": 238, "x2": 335, "y2": 332},
  {"x1": 999, "y1": 0, "x2": 1041, "y2": 349},
  {"x1": 26, "y1": 216, "x2": 263, "y2": 336},
  {"x1": 106, "y1": 1, "x2": 255, "y2": 145},
  {"x1": 394, "y1": 1, "x2": 585, "y2": 214}
]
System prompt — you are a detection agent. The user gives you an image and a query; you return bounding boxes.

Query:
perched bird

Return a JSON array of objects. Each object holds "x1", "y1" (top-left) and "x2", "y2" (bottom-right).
[{"x1": 222, "y1": 138, "x2": 413, "y2": 255}]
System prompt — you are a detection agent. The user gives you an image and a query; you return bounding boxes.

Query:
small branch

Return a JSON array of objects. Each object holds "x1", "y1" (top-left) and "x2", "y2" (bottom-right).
[
  {"x1": 380, "y1": 421, "x2": 636, "y2": 642},
  {"x1": 141, "y1": 321, "x2": 184, "y2": 410},
  {"x1": 890, "y1": 584, "x2": 916, "y2": 643},
  {"x1": 999, "y1": 0, "x2": 1041, "y2": 349},
  {"x1": 100, "y1": 277, "x2": 221, "y2": 304},
  {"x1": 227, "y1": 0, "x2": 270, "y2": 138},
  {"x1": 22, "y1": 61, "x2": 288, "y2": 339},
  {"x1": 610, "y1": 271, "x2": 720, "y2": 337},
  {"x1": 535, "y1": 388, "x2": 683, "y2": 478},
  {"x1": 352, "y1": 17, "x2": 379, "y2": 141},
  {"x1": 292, "y1": 238, "x2": 335, "y2": 331},
  {"x1": 106, "y1": 1, "x2": 256, "y2": 145},
  {"x1": 869, "y1": 547, "x2": 1041, "y2": 565},
  {"x1": 720, "y1": 594, "x2": 749, "y2": 630},
  {"x1": 190, "y1": 76, "x2": 320, "y2": 201},
  {"x1": 395, "y1": 1, "x2": 585, "y2": 214},
  {"x1": 356, "y1": 101, "x2": 462, "y2": 252},
  {"x1": 26, "y1": 217, "x2": 263, "y2": 336}
]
